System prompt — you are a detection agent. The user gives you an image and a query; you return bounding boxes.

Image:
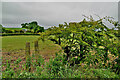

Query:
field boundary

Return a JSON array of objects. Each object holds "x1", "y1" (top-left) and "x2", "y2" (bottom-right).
[{"x1": 1, "y1": 33, "x2": 40, "y2": 36}]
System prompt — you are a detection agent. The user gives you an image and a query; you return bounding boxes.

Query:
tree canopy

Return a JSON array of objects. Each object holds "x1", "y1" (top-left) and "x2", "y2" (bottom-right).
[
  {"x1": 39, "y1": 16, "x2": 120, "y2": 73},
  {"x1": 21, "y1": 21, "x2": 44, "y2": 33}
]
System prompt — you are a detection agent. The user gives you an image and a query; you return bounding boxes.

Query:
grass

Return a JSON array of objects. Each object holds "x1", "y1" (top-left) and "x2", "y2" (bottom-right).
[
  {"x1": 2, "y1": 36, "x2": 61, "y2": 52},
  {"x1": 2, "y1": 53, "x2": 120, "y2": 78},
  {"x1": 2, "y1": 36, "x2": 38, "y2": 50},
  {"x1": 2, "y1": 35, "x2": 120, "y2": 78},
  {"x1": 2, "y1": 36, "x2": 62, "y2": 72},
  {"x1": 5, "y1": 28, "x2": 26, "y2": 30}
]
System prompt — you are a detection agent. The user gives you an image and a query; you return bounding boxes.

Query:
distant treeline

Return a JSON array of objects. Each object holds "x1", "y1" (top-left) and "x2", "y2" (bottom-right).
[
  {"x1": 0, "y1": 21, "x2": 45, "y2": 34},
  {"x1": 1, "y1": 33, "x2": 40, "y2": 36}
]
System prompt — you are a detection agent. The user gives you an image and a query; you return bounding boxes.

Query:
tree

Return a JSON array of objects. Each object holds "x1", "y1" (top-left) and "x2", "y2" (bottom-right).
[
  {"x1": 21, "y1": 23, "x2": 28, "y2": 28},
  {"x1": 39, "y1": 16, "x2": 119, "y2": 69},
  {"x1": 21, "y1": 21, "x2": 45, "y2": 33},
  {"x1": 0, "y1": 24, "x2": 6, "y2": 33},
  {"x1": 37, "y1": 26, "x2": 44, "y2": 33},
  {"x1": 28, "y1": 21, "x2": 38, "y2": 30}
]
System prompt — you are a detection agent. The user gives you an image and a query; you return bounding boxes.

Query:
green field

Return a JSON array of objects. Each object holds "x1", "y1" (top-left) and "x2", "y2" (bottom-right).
[
  {"x1": 5, "y1": 28, "x2": 26, "y2": 30},
  {"x1": 2, "y1": 36, "x2": 61, "y2": 64},
  {"x1": 2, "y1": 36, "x2": 39, "y2": 50}
]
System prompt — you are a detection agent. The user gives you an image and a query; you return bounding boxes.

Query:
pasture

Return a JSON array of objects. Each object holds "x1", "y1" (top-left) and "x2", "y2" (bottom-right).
[
  {"x1": 2, "y1": 36, "x2": 62, "y2": 71},
  {"x1": 2, "y1": 36, "x2": 61, "y2": 54}
]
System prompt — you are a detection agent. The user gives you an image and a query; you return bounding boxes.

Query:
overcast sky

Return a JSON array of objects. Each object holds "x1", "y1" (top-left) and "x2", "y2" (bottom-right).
[{"x1": 1, "y1": 1, "x2": 119, "y2": 29}]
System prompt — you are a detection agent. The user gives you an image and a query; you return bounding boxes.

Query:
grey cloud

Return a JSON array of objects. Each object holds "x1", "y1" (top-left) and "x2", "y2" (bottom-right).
[
  {"x1": 2, "y1": 2, "x2": 118, "y2": 29},
  {"x1": 118, "y1": 1, "x2": 120, "y2": 23}
]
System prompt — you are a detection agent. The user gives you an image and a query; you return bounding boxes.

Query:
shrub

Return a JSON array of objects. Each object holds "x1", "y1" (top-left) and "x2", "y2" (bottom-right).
[
  {"x1": 20, "y1": 30, "x2": 24, "y2": 33},
  {"x1": 14, "y1": 30, "x2": 20, "y2": 33},
  {"x1": 5, "y1": 30, "x2": 13, "y2": 33}
]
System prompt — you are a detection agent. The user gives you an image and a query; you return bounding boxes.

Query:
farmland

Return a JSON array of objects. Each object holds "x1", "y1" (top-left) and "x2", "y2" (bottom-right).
[{"x1": 2, "y1": 35, "x2": 61, "y2": 61}]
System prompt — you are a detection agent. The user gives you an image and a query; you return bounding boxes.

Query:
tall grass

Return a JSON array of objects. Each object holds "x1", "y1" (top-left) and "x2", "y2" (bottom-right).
[{"x1": 2, "y1": 52, "x2": 120, "y2": 78}]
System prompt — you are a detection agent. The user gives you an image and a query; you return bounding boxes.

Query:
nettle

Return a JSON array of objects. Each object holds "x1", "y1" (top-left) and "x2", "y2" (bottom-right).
[{"x1": 39, "y1": 16, "x2": 119, "y2": 72}]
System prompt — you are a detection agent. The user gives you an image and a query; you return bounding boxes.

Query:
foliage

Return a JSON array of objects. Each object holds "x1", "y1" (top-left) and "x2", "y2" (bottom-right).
[
  {"x1": 1, "y1": 21, "x2": 44, "y2": 34},
  {"x1": 39, "y1": 16, "x2": 120, "y2": 73},
  {"x1": 1, "y1": 27, "x2": 27, "y2": 33},
  {"x1": 2, "y1": 15, "x2": 120, "y2": 78},
  {"x1": 2, "y1": 53, "x2": 120, "y2": 78},
  {"x1": 0, "y1": 24, "x2": 4, "y2": 33},
  {"x1": 1, "y1": 33, "x2": 40, "y2": 36},
  {"x1": 21, "y1": 21, "x2": 44, "y2": 33}
]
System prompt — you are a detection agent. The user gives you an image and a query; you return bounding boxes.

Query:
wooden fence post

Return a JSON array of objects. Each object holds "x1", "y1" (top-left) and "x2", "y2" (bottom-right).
[
  {"x1": 34, "y1": 40, "x2": 39, "y2": 54},
  {"x1": 25, "y1": 42, "x2": 31, "y2": 72},
  {"x1": 34, "y1": 40, "x2": 41, "y2": 66}
]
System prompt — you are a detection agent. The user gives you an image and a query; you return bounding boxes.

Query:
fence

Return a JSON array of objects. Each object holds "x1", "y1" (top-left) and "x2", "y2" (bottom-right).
[{"x1": 25, "y1": 41, "x2": 39, "y2": 72}]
